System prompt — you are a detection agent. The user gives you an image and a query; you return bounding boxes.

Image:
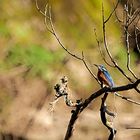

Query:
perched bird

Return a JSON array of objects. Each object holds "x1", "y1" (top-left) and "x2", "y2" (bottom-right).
[{"x1": 94, "y1": 64, "x2": 114, "y2": 88}]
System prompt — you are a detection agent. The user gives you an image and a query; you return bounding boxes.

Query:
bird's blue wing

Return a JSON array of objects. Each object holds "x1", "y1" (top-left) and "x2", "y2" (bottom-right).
[{"x1": 103, "y1": 70, "x2": 114, "y2": 87}]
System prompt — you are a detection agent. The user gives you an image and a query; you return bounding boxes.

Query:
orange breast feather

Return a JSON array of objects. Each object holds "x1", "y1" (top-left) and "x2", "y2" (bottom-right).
[{"x1": 98, "y1": 71, "x2": 110, "y2": 87}]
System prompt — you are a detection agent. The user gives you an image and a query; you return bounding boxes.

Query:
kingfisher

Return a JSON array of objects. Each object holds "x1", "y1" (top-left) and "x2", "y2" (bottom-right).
[{"x1": 94, "y1": 64, "x2": 114, "y2": 88}]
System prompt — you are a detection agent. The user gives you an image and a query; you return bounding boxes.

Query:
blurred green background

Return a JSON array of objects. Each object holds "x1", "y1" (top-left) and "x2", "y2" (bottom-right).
[{"x1": 0, "y1": 0, "x2": 140, "y2": 140}]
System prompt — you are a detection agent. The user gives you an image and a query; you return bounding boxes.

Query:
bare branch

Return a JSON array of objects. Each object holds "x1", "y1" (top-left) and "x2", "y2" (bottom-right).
[
  {"x1": 81, "y1": 52, "x2": 99, "y2": 83},
  {"x1": 135, "y1": 87, "x2": 140, "y2": 93},
  {"x1": 128, "y1": 8, "x2": 140, "y2": 26},
  {"x1": 114, "y1": 1, "x2": 139, "y2": 80},
  {"x1": 104, "y1": 0, "x2": 120, "y2": 24},
  {"x1": 36, "y1": 1, "x2": 140, "y2": 139},
  {"x1": 64, "y1": 78, "x2": 140, "y2": 140},
  {"x1": 81, "y1": 79, "x2": 140, "y2": 112},
  {"x1": 36, "y1": 0, "x2": 100, "y2": 83},
  {"x1": 51, "y1": 75, "x2": 140, "y2": 140},
  {"x1": 112, "y1": 0, "x2": 123, "y2": 23},
  {"x1": 124, "y1": 26, "x2": 138, "y2": 79},
  {"x1": 102, "y1": 2, "x2": 134, "y2": 83},
  {"x1": 100, "y1": 93, "x2": 116, "y2": 140},
  {"x1": 35, "y1": 0, "x2": 48, "y2": 17},
  {"x1": 126, "y1": 126, "x2": 140, "y2": 129},
  {"x1": 47, "y1": 6, "x2": 82, "y2": 60},
  {"x1": 94, "y1": 28, "x2": 114, "y2": 67},
  {"x1": 135, "y1": 27, "x2": 140, "y2": 53},
  {"x1": 52, "y1": 76, "x2": 82, "y2": 108},
  {"x1": 124, "y1": 2, "x2": 138, "y2": 79},
  {"x1": 115, "y1": 92, "x2": 140, "y2": 105},
  {"x1": 129, "y1": 0, "x2": 134, "y2": 17},
  {"x1": 115, "y1": 8, "x2": 123, "y2": 23}
]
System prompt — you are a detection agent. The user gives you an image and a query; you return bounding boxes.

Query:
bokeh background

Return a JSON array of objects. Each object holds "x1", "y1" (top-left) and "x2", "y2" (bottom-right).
[{"x1": 0, "y1": 0, "x2": 140, "y2": 140}]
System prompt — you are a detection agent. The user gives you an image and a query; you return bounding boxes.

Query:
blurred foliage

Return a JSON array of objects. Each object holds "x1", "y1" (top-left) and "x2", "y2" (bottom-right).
[
  {"x1": 0, "y1": 0, "x2": 139, "y2": 92},
  {"x1": 0, "y1": 1, "x2": 140, "y2": 139},
  {"x1": 4, "y1": 44, "x2": 65, "y2": 79}
]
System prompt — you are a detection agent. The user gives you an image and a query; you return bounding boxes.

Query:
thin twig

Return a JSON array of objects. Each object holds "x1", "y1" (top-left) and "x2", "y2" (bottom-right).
[
  {"x1": 126, "y1": 127, "x2": 140, "y2": 129},
  {"x1": 81, "y1": 52, "x2": 99, "y2": 82},
  {"x1": 64, "y1": 79, "x2": 140, "y2": 140},
  {"x1": 100, "y1": 93, "x2": 116, "y2": 140},
  {"x1": 115, "y1": 8, "x2": 123, "y2": 23},
  {"x1": 94, "y1": 28, "x2": 114, "y2": 67},
  {"x1": 128, "y1": 8, "x2": 140, "y2": 26},
  {"x1": 102, "y1": 2, "x2": 134, "y2": 83},
  {"x1": 36, "y1": 0, "x2": 99, "y2": 82},
  {"x1": 115, "y1": 92, "x2": 140, "y2": 105},
  {"x1": 35, "y1": 0, "x2": 48, "y2": 17},
  {"x1": 135, "y1": 28, "x2": 140, "y2": 53},
  {"x1": 124, "y1": 2, "x2": 138, "y2": 79},
  {"x1": 129, "y1": 0, "x2": 134, "y2": 18},
  {"x1": 104, "y1": 0, "x2": 120, "y2": 24},
  {"x1": 47, "y1": 6, "x2": 82, "y2": 60},
  {"x1": 53, "y1": 76, "x2": 140, "y2": 140},
  {"x1": 35, "y1": 2, "x2": 140, "y2": 140}
]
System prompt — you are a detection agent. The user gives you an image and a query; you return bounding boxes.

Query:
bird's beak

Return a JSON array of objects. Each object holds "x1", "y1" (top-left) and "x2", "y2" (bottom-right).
[{"x1": 94, "y1": 64, "x2": 98, "y2": 68}]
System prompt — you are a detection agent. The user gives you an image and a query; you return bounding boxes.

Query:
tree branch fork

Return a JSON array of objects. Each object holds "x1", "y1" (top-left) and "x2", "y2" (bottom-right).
[
  {"x1": 63, "y1": 78, "x2": 140, "y2": 140},
  {"x1": 53, "y1": 77, "x2": 140, "y2": 140},
  {"x1": 79, "y1": 78, "x2": 140, "y2": 111},
  {"x1": 35, "y1": 0, "x2": 140, "y2": 139}
]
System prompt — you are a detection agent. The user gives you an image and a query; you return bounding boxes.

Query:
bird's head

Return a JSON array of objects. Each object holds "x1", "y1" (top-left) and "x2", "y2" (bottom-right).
[{"x1": 94, "y1": 64, "x2": 107, "y2": 72}]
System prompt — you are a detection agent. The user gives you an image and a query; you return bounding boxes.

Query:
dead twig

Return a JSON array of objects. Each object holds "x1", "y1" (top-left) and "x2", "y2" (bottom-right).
[
  {"x1": 35, "y1": 1, "x2": 140, "y2": 140},
  {"x1": 52, "y1": 76, "x2": 82, "y2": 108},
  {"x1": 124, "y1": 1, "x2": 138, "y2": 79},
  {"x1": 100, "y1": 93, "x2": 116, "y2": 140},
  {"x1": 115, "y1": 92, "x2": 140, "y2": 105},
  {"x1": 64, "y1": 78, "x2": 140, "y2": 140},
  {"x1": 94, "y1": 28, "x2": 114, "y2": 67},
  {"x1": 101, "y1": 1, "x2": 134, "y2": 83},
  {"x1": 104, "y1": 0, "x2": 120, "y2": 24},
  {"x1": 134, "y1": 16, "x2": 140, "y2": 53},
  {"x1": 35, "y1": 0, "x2": 99, "y2": 83}
]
